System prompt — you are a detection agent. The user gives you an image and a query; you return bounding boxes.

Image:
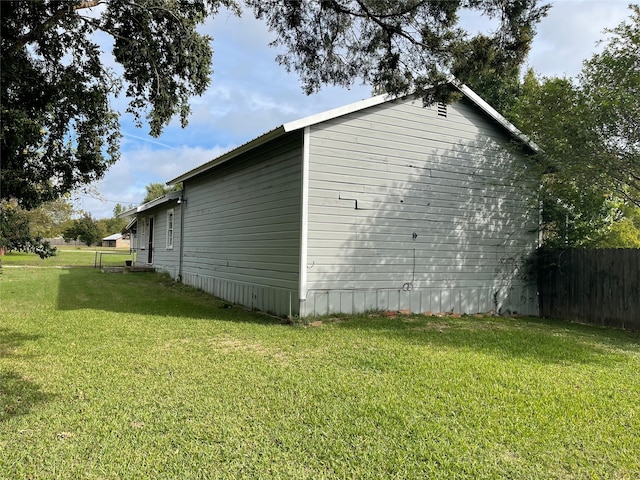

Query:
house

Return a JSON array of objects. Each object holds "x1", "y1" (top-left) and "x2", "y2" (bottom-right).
[
  {"x1": 101, "y1": 233, "x2": 130, "y2": 248},
  {"x1": 122, "y1": 83, "x2": 541, "y2": 317}
]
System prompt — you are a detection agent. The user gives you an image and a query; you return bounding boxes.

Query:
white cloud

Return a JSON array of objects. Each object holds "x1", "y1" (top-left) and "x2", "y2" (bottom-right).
[
  {"x1": 527, "y1": 1, "x2": 632, "y2": 77},
  {"x1": 75, "y1": 145, "x2": 231, "y2": 219}
]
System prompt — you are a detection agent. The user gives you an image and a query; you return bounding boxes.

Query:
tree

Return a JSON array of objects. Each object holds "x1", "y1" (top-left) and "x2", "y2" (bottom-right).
[
  {"x1": 249, "y1": 1, "x2": 549, "y2": 102},
  {"x1": 25, "y1": 197, "x2": 76, "y2": 239},
  {"x1": 1, "y1": 0, "x2": 236, "y2": 209},
  {"x1": 97, "y1": 216, "x2": 128, "y2": 237},
  {"x1": 2, "y1": 0, "x2": 550, "y2": 209},
  {"x1": 506, "y1": 6, "x2": 640, "y2": 247},
  {"x1": 592, "y1": 204, "x2": 640, "y2": 248},
  {"x1": 511, "y1": 7, "x2": 640, "y2": 208},
  {"x1": 142, "y1": 182, "x2": 182, "y2": 203},
  {"x1": 579, "y1": 5, "x2": 640, "y2": 207},
  {"x1": 506, "y1": 71, "x2": 603, "y2": 246},
  {"x1": 113, "y1": 203, "x2": 134, "y2": 219},
  {"x1": 63, "y1": 213, "x2": 101, "y2": 246},
  {"x1": 0, "y1": 199, "x2": 57, "y2": 258}
]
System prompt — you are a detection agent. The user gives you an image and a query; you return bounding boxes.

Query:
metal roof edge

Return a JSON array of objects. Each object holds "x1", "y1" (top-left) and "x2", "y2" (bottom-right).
[
  {"x1": 165, "y1": 95, "x2": 395, "y2": 185},
  {"x1": 117, "y1": 191, "x2": 182, "y2": 218},
  {"x1": 124, "y1": 217, "x2": 137, "y2": 230},
  {"x1": 164, "y1": 82, "x2": 537, "y2": 186},
  {"x1": 102, "y1": 233, "x2": 123, "y2": 241},
  {"x1": 451, "y1": 80, "x2": 540, "y2": 153},
  {"x1": 167, "y1": 126, "x2": 287, "y2": 185},
  {"x1": 282, "y1": 93, "x2": 394, "y2": 132}
]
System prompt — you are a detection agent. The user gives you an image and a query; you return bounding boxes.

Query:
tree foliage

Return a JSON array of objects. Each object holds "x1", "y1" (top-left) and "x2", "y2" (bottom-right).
[
  {"x1": 580, "y1": 4, "x2": 640, "y2": 207},
  {"x1": 2, "y1": 0, "x2": 549, "y2": 210},
  {"x1": 25, "y1": 197, "x2": 76, "y2": 238},
  {"x1": 505, "y1": 6, "x2": 640, "y2": 247},
  {"x1": 1, "y1": 0, "x2": 237, "y2": 208},
  {"x1": 62, "y1": 213, "x2": 101, "y2": 246},
  {"x1": 592, "y1": 204, "x2": 640, "y2": 248},
  {"x1": 98, "y1": 216, "x2": 128, "y2": 238},
  {"x1": 249, "y1": 1, "x2": 549, "y2": 102},
  {"x1": 0, "y1": 199, "x2": 57, "y2": 258},
  {"x1": 142, "y1": 182, "x2": 182, "y2": 204}
]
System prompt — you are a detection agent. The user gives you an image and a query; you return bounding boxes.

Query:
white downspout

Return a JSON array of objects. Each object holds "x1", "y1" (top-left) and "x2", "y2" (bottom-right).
[
  {"x1": 299, "y1": 127, "x2": 310, "y2": 313},
  {"x1": 178, "y1": 185, "x2": 186, "y2": 282}
]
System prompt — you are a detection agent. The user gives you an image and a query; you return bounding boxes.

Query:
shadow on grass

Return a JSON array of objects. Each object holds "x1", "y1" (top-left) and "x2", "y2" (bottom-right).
[
  {"x1": 55, "y1": 268, "x2": 284, "y2": 325},
  {"x1": 0, "y1": 328, "x2": 42, "y2": 357},
  {"x1": 0, "y1": 328, "x2": 53, "y2": 422},
  {"x1": 0, "y1": 371, "x2": 53, "y2": 422},
  {"x1": 331, "y1": 314, "x2": 640, "y2": 366}
]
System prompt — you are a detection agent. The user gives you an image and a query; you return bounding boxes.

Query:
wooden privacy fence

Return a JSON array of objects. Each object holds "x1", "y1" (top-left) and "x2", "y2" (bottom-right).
[{"x1": 538, "y1": 249, "x2": 640, "y2": 329}]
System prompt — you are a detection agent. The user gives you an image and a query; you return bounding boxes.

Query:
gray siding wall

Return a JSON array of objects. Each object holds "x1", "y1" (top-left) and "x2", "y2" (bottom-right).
[
  {"x1": 150, "y1": 205, "x2": 181, "y2": 277},
  {"x1": 301, "y1": 97, "x2": 539, "y2": 316},
  {"x1": 135, "y1": 202, "x2": 182, "y2": 276},
  {"x1": 180, "y1": 133, "x2": 303, "y2": 316}
]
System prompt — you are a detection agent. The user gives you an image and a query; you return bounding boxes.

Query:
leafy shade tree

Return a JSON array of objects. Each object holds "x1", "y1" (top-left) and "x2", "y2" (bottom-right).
[
  {"x1": 592, "y1": 205, "x2": 640, "y2": 248},
  {"x1": 97, "y1": 204, "x2": 131, "y2": 238},
  {"x1": 113, "y1": 203, "x2": 134, "y2": 219},
  {"x1": 580, "y1": 5, "x2": 640, "y2": 207},
  {"x1": 507, "y1": 72, "x2": 606, "y2": 247},
  {"x1": 143, "y1": 182, "x2": 182, "y2": 204},
  {"x1": 1, "y1": 0, "x2": 236, "y2": 209},
  {"x1": 0, "y1": 199, "x2": 57, "y2": 258},
  {"x1": 506, "y1": 7, "x2": 640, "y2": 247},
  {"x1": 249, "y1": 1, "x2": 549, "y2": 103},
  {"x1": 509, "y1": 71, "x2": 640, "y2": 247},
  {"x1": 62, "y1": 213, "x2": 101, "y2": 246},
  {"x1": 2, "y1": 0, "x2": 549, "y2": 209},
  {"x1": 25, "y1": 197, "x2": 76, "y2": 238}
]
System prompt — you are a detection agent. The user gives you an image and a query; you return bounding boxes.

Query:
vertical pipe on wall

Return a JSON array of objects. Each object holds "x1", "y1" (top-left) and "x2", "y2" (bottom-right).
[
  {"x1": 299, "y1": 127, "x2": 311, "y2": 307},
  {"x1": 178, "y1": 185, "x2": 186, "y2": 282}
]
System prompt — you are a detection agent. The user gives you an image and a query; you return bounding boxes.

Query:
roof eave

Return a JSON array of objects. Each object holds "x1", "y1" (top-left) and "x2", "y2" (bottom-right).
[
  {"x1": 165, "y1": 94, "x2": 397, "y2": 186},
  {"x1": 117, "y1": 191, "x2": 182, "y2": 218},
  {"x1": 164, "y1": 82, "x2": 538, "y2": 187},
  {"x1": 282, "y1": 93, "x2": 395, "y2": 132},
  {"x1": 124, "y1": 217, "x2": 137, "y2": 231},
  {"x1": 167, "y1": 126, "x2": 288, "y2": 185},
  {"x1": 451, "y1": 81, "x2": 540, "y2": 153}
]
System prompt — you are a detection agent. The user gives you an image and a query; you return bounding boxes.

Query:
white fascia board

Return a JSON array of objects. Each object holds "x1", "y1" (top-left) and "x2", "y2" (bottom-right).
[
  {"x1": 167, "y1": 126, "x2": 287, "y2": 185},
  {"x1": 125, "y1": 217, "x2": 138, "y2": 231},
  {"x1": 283, "y1": 93, "x2": 393, "y2": 133},
  {"x1": 118, "y1": 206, "x2": 139, "y2": 218},
  {"x1": 117, "y1": 191, "x2": 182, "y2": 218},
  {"x1": 167, "y1": 95, "x2": 393, "y2": 185},
  {"x1": 163, "y1": 82, "x2": 536, "y2": 189},
  {"x1": 453, "y1": 82, "x2": 540, "y2": 153}
]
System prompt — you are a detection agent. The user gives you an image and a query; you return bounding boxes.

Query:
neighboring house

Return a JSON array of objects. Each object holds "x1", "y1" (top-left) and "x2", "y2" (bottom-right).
[
  {"x1": 102, "y1": 233, "x2": 130, "y2": 248},
  {"x1": 122, "y1": 84, "x2": 541, "y2": 317}
]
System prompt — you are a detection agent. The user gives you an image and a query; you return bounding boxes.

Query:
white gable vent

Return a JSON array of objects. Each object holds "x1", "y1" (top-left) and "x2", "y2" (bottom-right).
[{"x1": 437, "y1": 102, "x2": 447, "y2": 118}]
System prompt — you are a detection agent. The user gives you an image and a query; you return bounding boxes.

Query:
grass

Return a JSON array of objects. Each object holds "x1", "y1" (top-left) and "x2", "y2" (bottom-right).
[
  {"x1": 0, "y1": 246, "x2": 133, "y2": 268},
  {"x1": 1, "y1": 260, "x2": 639, "y2": 479}
]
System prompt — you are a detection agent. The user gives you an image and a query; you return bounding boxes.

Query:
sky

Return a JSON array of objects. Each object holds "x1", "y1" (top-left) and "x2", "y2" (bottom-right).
[{"x1": 75, "y1": 0, "x2": 635, "y2": 219}]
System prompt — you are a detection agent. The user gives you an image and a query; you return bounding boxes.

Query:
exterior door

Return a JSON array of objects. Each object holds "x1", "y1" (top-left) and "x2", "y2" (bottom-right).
[{"x1": 147, "y1": 217, "x2": 154, "y2": 264}]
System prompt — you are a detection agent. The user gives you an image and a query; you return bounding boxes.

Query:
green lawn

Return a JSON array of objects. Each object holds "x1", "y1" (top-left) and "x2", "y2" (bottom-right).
[
  {"x1": 0, "y1": 247, "x2": 133, "y2": 268},
  {"x1": 1, "y1": 262, "x2": 639, "y2": 479}
]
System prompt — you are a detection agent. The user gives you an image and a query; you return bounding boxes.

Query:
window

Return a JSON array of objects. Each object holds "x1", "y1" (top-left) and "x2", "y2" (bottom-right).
[{"x1": 166, "y1": 209, "x2": 174, "y2": 249}]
